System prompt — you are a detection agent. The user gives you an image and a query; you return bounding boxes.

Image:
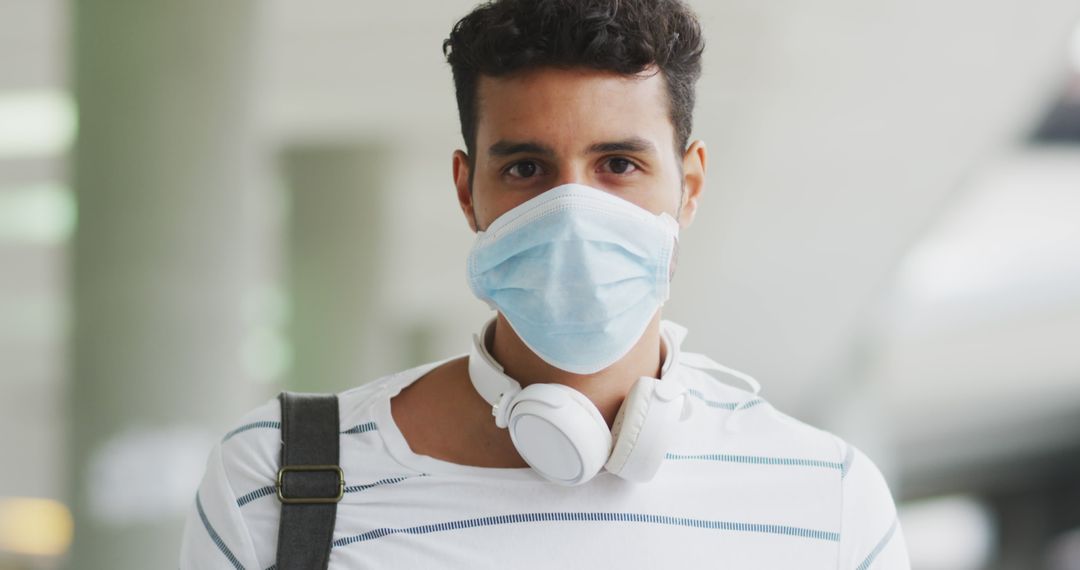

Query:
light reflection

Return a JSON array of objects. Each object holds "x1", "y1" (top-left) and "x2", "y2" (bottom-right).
[
  {"x1": 0, "y1": 90, "x2": 75, "y2": 159},
  {"x1": 0, "y1": 497, "x2": 73, "y2": 557},
  {"x1": 899, "y1": 494, "x2": 995, "y2": 570},
  {"x1": 0, "y1": 183, "x2": 75, "y2": 245}
]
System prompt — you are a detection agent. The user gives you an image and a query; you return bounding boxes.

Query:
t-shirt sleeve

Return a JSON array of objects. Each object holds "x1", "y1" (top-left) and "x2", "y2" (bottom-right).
[
  {"x1": 836, "y1": 442, "x2": 911, "y2": 570},
  {"x1": 179, "y1": 440, "x2": 262, "y2": 570}
]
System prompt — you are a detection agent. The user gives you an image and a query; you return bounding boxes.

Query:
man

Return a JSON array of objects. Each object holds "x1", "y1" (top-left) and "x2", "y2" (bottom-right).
[{"x1": 181, "y1": 0, "x2": 910, "y2": 568}]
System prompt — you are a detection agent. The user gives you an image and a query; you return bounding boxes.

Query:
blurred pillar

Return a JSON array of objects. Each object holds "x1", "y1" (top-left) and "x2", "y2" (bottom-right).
[
  {"x1": 280, "y1": 142, "x2": 387, "y2": 393},
  {"x1": 68, "y1": 1, "x2": 262, "y2": 568}
]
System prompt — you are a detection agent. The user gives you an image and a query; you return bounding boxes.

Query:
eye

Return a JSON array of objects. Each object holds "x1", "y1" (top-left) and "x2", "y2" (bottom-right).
[
  {"x1": 506, "y1": 160, "x2": 543, "y2": 179},
  {"x1": 603, "y1": 157, "x2": 639, "y2": 175}
]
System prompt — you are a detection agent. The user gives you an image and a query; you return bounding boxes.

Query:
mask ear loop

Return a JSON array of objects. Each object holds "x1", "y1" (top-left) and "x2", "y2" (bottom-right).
[{"x1": 678, "y1": 352, "x2": 762, "y2": 432}]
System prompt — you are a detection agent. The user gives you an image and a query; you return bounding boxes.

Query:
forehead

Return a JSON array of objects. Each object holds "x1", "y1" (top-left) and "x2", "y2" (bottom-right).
[{"x1": 474, "y1": 67, "x2": 674, "y2": 154}]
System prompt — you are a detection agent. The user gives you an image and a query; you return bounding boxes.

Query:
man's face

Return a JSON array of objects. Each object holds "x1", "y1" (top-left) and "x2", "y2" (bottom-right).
[{"x1": 453, "y1": 66, "x2": 705, "y2": 232}]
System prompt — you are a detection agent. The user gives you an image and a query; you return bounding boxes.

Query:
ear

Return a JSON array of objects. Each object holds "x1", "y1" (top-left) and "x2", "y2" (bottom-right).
[
  {"x1": 453, "y1": 149, "x2": 478, "y2": 233},
  {"x1": 677, "y1": 140, "x2": 707, "y2": 229}
]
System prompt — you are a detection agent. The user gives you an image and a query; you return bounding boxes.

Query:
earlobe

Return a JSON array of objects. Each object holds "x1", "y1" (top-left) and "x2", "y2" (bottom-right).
[
  {"x1": 678, "y1": 140, "x2": 707, "y2": 228},
  {"x1": 453, "y1": 150, "x2": 478, "y2": 233}
]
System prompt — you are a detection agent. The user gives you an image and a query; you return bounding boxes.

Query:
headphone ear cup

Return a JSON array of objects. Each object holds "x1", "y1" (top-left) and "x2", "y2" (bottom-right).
[
  {"x1": 605, "y1": 377, "x2": 655, "y2": 477},
  {"x1": 605, "y1": 377, "x2": 689, "y2": 482},
  {"x1": 506, "y1": 383, "x2": 612, "y2": 486}
]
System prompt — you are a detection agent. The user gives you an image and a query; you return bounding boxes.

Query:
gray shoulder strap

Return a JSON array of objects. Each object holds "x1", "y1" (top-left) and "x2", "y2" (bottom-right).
[{"x1": 275, "y1": 391, "x2": 343, "y2": 570}]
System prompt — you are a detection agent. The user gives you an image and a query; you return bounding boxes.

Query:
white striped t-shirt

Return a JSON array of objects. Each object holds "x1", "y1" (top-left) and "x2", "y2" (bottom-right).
[{"x1": 179, "y1": 350, "x2": 909, "y2": 569}]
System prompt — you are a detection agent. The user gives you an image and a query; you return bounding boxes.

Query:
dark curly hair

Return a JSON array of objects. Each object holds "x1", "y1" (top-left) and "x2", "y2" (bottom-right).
[{"x1": 444, "y1": 0, "x2": 705, "y2": 159}]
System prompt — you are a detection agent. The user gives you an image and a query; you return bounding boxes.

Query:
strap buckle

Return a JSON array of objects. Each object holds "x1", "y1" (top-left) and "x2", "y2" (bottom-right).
[{"x1": 276, "y1": 465, "x2": 345, "y2": 504}]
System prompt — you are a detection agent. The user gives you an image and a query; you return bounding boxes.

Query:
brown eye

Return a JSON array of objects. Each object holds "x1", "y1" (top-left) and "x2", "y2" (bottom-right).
[
  {"x1": 509, "y1": 161, "x2": 539, "y2": 178},
  {"x1": 606, "y1": 158, "x2": 637, "y2": 175}
]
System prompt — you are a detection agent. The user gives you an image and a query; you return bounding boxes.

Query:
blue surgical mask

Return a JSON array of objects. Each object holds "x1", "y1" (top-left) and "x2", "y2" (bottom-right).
[{"x1": 466, "y1": 183, "x2": 680, "y2": 374}]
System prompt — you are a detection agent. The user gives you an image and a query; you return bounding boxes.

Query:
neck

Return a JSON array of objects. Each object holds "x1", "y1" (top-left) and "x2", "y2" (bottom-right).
[{"x1": 488, "y1": 311, "x2": 667, "y2": 429}]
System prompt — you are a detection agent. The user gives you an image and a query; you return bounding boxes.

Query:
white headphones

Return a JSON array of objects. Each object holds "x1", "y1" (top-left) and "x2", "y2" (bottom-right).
[{"x1": 467, "y1": 317, "x2": 696, "y2": 486}]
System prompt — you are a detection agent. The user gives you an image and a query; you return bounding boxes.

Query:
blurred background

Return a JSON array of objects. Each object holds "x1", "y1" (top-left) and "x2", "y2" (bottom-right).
[{"x1": 2, "y1": 0, "x2": 1080, "y2": 568}]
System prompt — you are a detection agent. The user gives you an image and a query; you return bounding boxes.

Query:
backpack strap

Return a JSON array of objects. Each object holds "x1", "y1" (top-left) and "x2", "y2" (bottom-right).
[{"x1": 275, "y1": 391, "x2": 343, "y2": 569}]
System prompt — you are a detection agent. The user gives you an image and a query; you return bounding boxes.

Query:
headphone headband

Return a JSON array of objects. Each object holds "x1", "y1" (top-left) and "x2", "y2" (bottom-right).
[{"x1": 468, "y1": 317, "x2": 682, "y2": 428}]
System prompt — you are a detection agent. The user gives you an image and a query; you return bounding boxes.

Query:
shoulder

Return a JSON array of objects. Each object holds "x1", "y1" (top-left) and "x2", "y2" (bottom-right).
[
  {"x1": 705, "y1": 374, "x2": 907, "y2": 567},
  {"x1": 739, "y1": 398, "x2": 901, "y2": 521},
  {"x1": 676, "y1": 362, "x2": 848, "y2": 462},
  {"x1": 216, "y1": 369, "x2": 413, "y2": 479},
  {"x1": 836, "y1": 442, "x2": 909, "y2": 568},
  {"x1": 679, "y1": 360, "x2": 898, "y2": 483},
  {"x1": 182, "y1": 368, "x2": 431, "y2": 569},
  {"x1": 676, "y1": 362, "x2": 909, "y2": 566},
  {"x1": 675, "y1": 358, "x2": 903, "y2": 505}
]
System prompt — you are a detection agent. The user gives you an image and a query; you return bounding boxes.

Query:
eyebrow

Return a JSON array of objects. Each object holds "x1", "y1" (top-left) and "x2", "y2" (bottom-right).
[
  {"x1": 586, "y1": 137, "x2": 657, "y2": 155},
  {"x1": 488, "y1": 140, "x2": 556, "y2": 159},
  {"x1": 487, "y1": 137, "x2": 657, "y2": 160}
]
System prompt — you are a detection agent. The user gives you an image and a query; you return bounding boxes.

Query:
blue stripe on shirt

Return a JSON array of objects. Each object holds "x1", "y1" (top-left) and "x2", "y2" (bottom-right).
[
  {"x1": 196, "y1": 492, "x2": 246, "y2": 570},
  {"x1": 236, "y1": 485, "x2": 277, "y2": 508},
  {"x1": 237, "y1": 474, "x2": 427, "y2": 508},
  {"x1": 342, "y1": 421, "x2": 378, "y2": 434},
  {"x1": 222, "y1": 421, "x2": 280, "y2": 443},
  {"x1": 686, "y1": 388, "x2": 764, "y2": 411},
  {"x1": 333, "y1": 511, "x2": 840, "y2": 549},
  {"x1": 666, "y1": 452, "x2": 845, "y2": 472},
  {"x1": 855, "y1": 517, "x2": 899, "y2": 570},
  {"x1": 344, "y1": 473, "x2": 427, "y2": 494},
  {"x1": 221, "y1": 420, "x2": 378, "y2": 443},
  {"x1": 840, "y1": 444, "x2": 856, "y2": 480}
]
